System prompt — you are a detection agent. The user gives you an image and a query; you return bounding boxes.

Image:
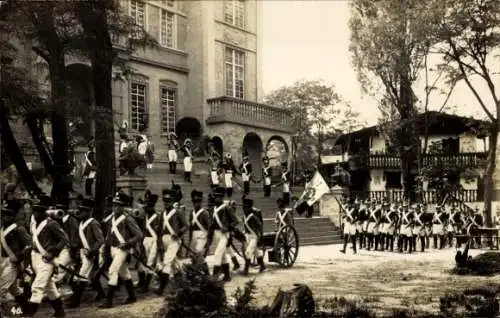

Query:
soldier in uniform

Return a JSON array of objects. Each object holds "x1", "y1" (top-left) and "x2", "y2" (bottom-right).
[
  {"x1": 262, "y1": 156, "x2": 272, "y2": 197},
  {"x1": 357, "y1": 200, "x2": 368, "y2": 250},
  {"x1": 208, "y1": 187, "x2": 236, "y2": 281},
  {"x1": 209, "y1": 147, "x2": 222, "y2": 189},
  {"x1": 340, "y1": 201, "x2": 357, "y2": 254},
  {"x1": 66, "y1": 198, "x2": 105, "y2": 308},
  {"x1": 239, "y1": 150, "x2": 253, "y2": 195},
  {"x1": 225, "y1": 200, "x2": 242, "y2": 271},
  {"x1": 26, "y1": 195, "x2": 69, "y2": 317},
  {"x1": 155, "y1": 189, "x2": 188, "y2": 295},
  {"x1": 378, "y1": 201, "x2": 390, "y2": 252},
  {"x1": 471, "y1": 208, "x2": 484, "y2": 248},
  {"x1": 414, "y1": 204, "x2": 427, "y2": 252},
  {"x1": 242, "y1": 197, "x2": 265, "y2": 275},
  {"x1": 100, "y1": 192, "x2": 143, "y2": 309},
  {"x1": 399, "y1": 204, "x2": 412, "y2": 253},
  {"x1": 53, "y1": 199, "x2": 79, "y2": 287},
  {"x1": 84, "y1": 143, "x2": 96, "y2": 196},
  {"x1": 432, "y1": 206, "x2": 444, "y2": 249},
  {"x1": 276, "y1": 198, "x2": 294, "y2": 230},
  {"x1": 385, "y1": 202, "x2": 398, "y2": 251},
  {"x1": 280, "y1": 162, "x2": 291, "y2": 206},
  {"x1": 139, "y1": 193, "x2": 160, "y2": 294},
  {"x1": 0, "y1": 199, "x2": 31, "y2": 312},
  {"x1": 167, "y1": 132, "x2": 179, "y2": 174},
  {"x1": 222, "y1": 154, "x2": 236, "y2": 198},
  {"x1": 366, "y1": 200, "x2": 379, "y2": 251},
  {"x1": 181, "y1": 138, "x2": 194, "y2": 183},
  {"x1": 189, "y1": 190, "x2": 211, "y2": 256}
]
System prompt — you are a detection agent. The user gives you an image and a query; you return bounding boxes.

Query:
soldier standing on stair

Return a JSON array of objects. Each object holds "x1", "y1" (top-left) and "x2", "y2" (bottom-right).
[
  {"x1": 0, "y1": 199, "x2": 31, "y2": 314},
  {"x1": 100, "y1": 191, "x2": 143, "y2": 309},
  {"x1": 262, "y1": 156, "x2": 272, "y2": 197},
  {"x1": 181, "y1": 138, "x2": 194, "y2": 183},
  {"x1": 208, "y1": 145, "x2": 222, "y2": 189},
  {"x1": 240, "y1": 150, "x2": 253, "y2": 195},
  {"x1": 67, "y1": 198, "x2": 105, "y2": 308},
  {"x1": 208, "y1": 187, "x2": 235, "y2": 282},
  {"x1": 155, "y1": 189, "x2": 188, "y2": 295},
  {"x1": 340, "y1": 201, "x2": 357, "y2": 254},
  {"x1": 242, "y1": 197, "x2": 265, "y2": 275},
  {"x1": 136, "y1": 193, "x2": 160, "y2": 294},
  {"x1": 26, "y1": 195, "x2": 69, "y2": 317},
  {"x1": 222, "y1": 153, "x2": 236, "y2": 198},
  {"x1": 167, "y1": 132, "x2": 179, "y2": 174},
  {"x1": 84, "y1": 143, "x2": 96, "y2": 196}
]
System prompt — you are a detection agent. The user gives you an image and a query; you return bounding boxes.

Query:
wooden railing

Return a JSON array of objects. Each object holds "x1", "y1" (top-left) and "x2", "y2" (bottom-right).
[
  {"x1": 329, "y1": 189, "x2": 480, "y2": 203},
  {"x1": 347, "y1": 152, "x2": 487, "y2": 170},
  {"x1": 206, "y1": 96, "x2": 294, "y2": 133}
]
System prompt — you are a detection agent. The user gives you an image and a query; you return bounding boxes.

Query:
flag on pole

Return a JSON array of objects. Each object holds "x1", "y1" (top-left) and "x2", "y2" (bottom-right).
[{"x1": 296, "y1": 171, "x2": 330, "y2": 207}]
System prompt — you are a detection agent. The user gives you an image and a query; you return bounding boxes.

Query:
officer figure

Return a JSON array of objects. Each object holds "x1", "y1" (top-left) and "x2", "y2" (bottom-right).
[
  {"x1": 222, "y1": 154, "x2": 236, "y2": 198},
  {"x1": 240, "y1": 150, "x2": 253, "y2": 195},
  {"x1": 262, "y1": 156, "x2": 272, "y2": 197},
  {"x1": 181, "y1": 139, "x2": 194, "y2": 183},
  {"x1": 167, "y1": 132, "x2": 179, "y2": 174}
]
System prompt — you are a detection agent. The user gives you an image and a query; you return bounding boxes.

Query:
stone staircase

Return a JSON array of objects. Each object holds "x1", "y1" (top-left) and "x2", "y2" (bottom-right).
[{"x1": 128, "y1": 160, "x2": 342, "y2": 246}]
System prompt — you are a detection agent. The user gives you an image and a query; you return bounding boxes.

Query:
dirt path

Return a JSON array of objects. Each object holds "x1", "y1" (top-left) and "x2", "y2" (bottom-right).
[{"x1": 34, "y1": 245, "x2": 499, "y2": 317}]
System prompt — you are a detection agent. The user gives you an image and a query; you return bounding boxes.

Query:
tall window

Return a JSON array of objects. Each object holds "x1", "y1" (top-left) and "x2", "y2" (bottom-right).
[
  {"x1": 160, "y1": 9, "x2": 175, "y2": 48},
  {"x1": 225, "y1": 47, "x2": 245, "y2": 99},
  {"x1": 160, "y1": 87, "x2": 176, "y2": 134},
  {"x1": 130, "y1": 0, "x2": 146, "y2": 28},
  {"x1": 130, "y1": 82, "x2": 147, "y2": 131},
  {"x1": 224, "y1": 0, "x2": 245, "y2": 28}
]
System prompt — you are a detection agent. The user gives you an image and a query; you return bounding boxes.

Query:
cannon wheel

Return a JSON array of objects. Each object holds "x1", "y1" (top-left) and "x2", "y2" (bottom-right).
[{"x1": 274, "y1": 225, "x2": 299, "y2": 268}]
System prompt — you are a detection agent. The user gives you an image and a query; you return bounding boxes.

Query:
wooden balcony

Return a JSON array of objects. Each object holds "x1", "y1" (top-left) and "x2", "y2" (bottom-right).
[
  {"x1": 347, "y1": 152, "x2": 487, "y2": 170},
  {"x1": 206, "y1": 96, "x2": 294, "y2": 134},
  {"x1": 330, "y1": 189, "x2": 480, "y2": 203}
]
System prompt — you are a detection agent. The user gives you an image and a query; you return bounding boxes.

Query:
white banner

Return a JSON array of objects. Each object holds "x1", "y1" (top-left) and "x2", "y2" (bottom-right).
[{"x1": 299, "y1": 171, "x2": 330, "y2": 206}]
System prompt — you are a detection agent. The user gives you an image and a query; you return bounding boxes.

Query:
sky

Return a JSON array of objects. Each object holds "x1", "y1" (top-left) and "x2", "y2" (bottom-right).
[{"x1": 261, "y1": 0, "x2": 499, "y2": 126}]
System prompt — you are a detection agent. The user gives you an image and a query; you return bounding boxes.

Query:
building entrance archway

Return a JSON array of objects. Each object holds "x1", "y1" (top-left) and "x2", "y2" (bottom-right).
[{"x1": 242, "y1": 132, "x2": 263, "y2": 179}]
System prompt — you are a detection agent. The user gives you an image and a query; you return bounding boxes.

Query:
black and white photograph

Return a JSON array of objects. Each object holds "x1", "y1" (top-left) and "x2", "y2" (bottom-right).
[{"x1": 0, "y1": 0, "x2": 499, "y2": 317}]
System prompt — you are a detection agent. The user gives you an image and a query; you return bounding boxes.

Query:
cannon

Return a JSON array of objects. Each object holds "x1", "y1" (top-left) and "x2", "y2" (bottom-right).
[{"x1": 240, "y1": 224, "x2": 299, "y2": 268}]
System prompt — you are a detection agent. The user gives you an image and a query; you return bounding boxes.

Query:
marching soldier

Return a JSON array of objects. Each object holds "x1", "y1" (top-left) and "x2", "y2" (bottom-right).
[
  {"x1": 242, "y1": 197, "x2": 265, "y2": 275},
  {"x1": 240, "y1": 150, "x2": 253, "y2": 195},
  {"x1": 167, "y1": 132, "x2": 179, "y2": 174},
  {"x1": 155, "y1": 189, "x2": 188, "y2": 295},
  {"x1": 0, "y1": 199, "x2": 31, "y2": 312},
  {"x1": 83, "y1": 143, "x2": 96, "y2": 196},
  {"x1": 67, "y1": 198, "x2": 105, "y2": 308},
  {"x1": 208, "y1": 187, "x2": 236, "y2": 281},
  {"x1": 53, "y1": 200, "x2": 79, "y2": 286},
  {"x1": 181, "y1": 138, "x2": 194, "y2": 183},
  {"x1": 26, "y1": 195, "x2": 69, "y2": 317},
  {"x1": 262, "y1": 156, "x2": 272, "y2": 197},
  {"x1": 100, "y1": 192, "x2": 143, "y2": 309},
  {"x1": 432, "y1": 206, "x2": 445, "y2": 249},
  {"x1": 225, "y1": 200, "x2": 242, "y2": 271},
  {"x1": 189, "y1": 190, "x2": 211, "y2": 255},
  {"x1": 366, "y1": 200, "x2": 379, "y2": 251},
  {"x1": 138, "y1": 193, "x2": 160, "y2": 294},
  {"x1": 340, "y1": 201, "x2": 357, "y2": 254},
  {"x1": 222, "y1": 154, "x2": 236, "y2": 198},
  {"x1": 357, "y1": 200, "x2": 368, "y2": 250}
]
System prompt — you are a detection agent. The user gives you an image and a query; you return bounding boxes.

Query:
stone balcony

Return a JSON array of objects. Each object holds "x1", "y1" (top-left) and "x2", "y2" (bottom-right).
[{"x1": 206, "y1": 96, "x2": 294, "y2": 133}]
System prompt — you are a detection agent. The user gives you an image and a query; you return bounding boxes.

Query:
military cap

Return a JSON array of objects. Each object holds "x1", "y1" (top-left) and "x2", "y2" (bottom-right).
[
  {"x1": 32, "y1": 195, "x2": 53, "y2": 210},
  {"x1": 79, "y1": 198, "x2": 95, "y2": 210},
  {"x1": 191, "y1": 190, "x2": 203, "y2": 200},
  {"x1": 113, "y1": 191, "x2": 132, "y2": 206},
  {"x1": 2, "y1": 199, "x2": 23, "y2": 215},
  {"x1": 214, "y1": 186, "x2": 226, "y2": 197},
  {"x1": 162, "y1": 189, "x2": 174, "y2": 201}
]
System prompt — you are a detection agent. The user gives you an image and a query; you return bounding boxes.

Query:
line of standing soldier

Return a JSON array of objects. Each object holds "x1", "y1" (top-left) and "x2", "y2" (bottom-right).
[
  {"x1": 339, "y1": 198, "x2": 484, "y2": 254},
  {"x1": 0, "y1": 183, "x2": 297, "y2": 317}
]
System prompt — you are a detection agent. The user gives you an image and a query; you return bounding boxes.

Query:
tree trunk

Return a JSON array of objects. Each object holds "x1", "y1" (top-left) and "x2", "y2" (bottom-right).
[
  {"x1": 483, "y1": 124, "x2": 498, "y2": 228},
  {"x1": 48, "y1": 58, "x2": 70, "y2": 202},
  {"x1": 25, "y1": 115, "x2": 55, "y2": 177},
  {"x1": 0, "y1": 106, "x2": 41, "y2": 196}
]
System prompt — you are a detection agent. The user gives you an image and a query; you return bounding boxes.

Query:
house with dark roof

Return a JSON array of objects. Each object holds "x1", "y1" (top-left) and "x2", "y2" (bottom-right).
[{"x1": 321, "y1": 111, "x2": 489, "y2": 204}]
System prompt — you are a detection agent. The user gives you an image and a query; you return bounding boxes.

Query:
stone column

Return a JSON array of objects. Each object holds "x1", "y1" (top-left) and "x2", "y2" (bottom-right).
[{"x1": 492, "y1": 136, "x2": 500, "y2": 219}]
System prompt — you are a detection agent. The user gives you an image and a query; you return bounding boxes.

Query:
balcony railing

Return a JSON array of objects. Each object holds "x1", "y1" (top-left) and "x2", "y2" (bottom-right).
[
  {"x1": 329, "y1": 189, "x2": 480, "y2": 203},
  {"x1": 347, "y1": 152, "x2": 487, "y2": 170},
  {"x1": 206, "y1": 96, "x2": 294, "y2": 133}
]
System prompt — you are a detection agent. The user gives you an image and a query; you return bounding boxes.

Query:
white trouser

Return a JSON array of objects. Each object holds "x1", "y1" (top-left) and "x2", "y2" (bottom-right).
[
  {"x1": 53, "y1": 247, "x2": 72, "y2": 283},
  {"x1": 366, "y1": 222, "x2": 378, "y2": 235},
  {"x1": 245, "y1": 234, "x2": 262, "y2": 260},
  {"x1": 283, "y1": 183, "x2": 290, "y2": 193},
  {"x1": 213, "y1": 230, "x2": 229, "y2": 266},
  {"x1": 0, "y1": 257, "x2": 19, "y2": 301},
  {"x1": 143, "y1": 236, "x2": 158, "y2": 273},
  {"x1": 400, "y1": 225, "x2": 413, "y2": 236},
  {"x1": 108, "y1": 246, "x2": 131, "y2": 286},
  {"x1": 432, "y1": 224, "x2": 444, "y2": 235},
  {"x1": 168, "y1": 150, "x2": 177, "y2": 162},
  {"x1": 264, "y1": 177, "x2": 271, "y2": 186},
  {"x1": 343, "y1": 223, "x2": 356, "y2": 236},
  {"x1": 30, "y1": 251, "x2": 60, "y2": 304},
  {"x1": 224, "y1": 173, "x2": 233, "y2": 188},
  {"x1": 77, "y1": 249, "x2": 94, "y2": 282},
  {"x1": 160, "y1": 234, "x2": 180, "y2": 275},
  {"x1": 211, "y1": 171, "x2": 220, "y2": 185},
  {"x1": 184, "y1": 156, "x2": 193, "y2": 172},
  {"x1": 192, "y1": 231, "x2": 208, "y2": 254}
]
